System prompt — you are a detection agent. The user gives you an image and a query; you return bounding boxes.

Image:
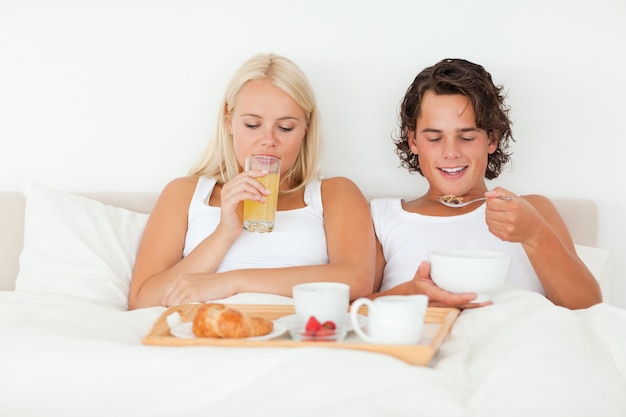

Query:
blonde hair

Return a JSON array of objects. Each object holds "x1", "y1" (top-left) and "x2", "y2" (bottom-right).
[{"x1": 189, "y1": 53, "x2": 321, "y2": 192}]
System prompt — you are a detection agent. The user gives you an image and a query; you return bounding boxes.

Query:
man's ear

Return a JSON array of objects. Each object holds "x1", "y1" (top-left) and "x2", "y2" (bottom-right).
[
  {"x1": 487, "y1": 131, "x2": 499, "y2": 154},
  {"x1": 408, "y1": 130, "x2": 419, "y2": 154}
]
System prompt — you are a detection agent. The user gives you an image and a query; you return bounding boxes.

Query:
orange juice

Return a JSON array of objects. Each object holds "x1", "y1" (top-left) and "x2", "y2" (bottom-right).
[{"x1": 243, "y1": 172, "x2": 280, "y2": 232}]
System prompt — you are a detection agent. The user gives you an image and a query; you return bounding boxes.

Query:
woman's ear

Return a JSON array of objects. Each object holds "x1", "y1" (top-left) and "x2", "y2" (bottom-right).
[
  {"x1": 408, "y1": 130, "x2": 419, "y2": 154},
  {"x1": 225, "y1": 104, "x2": 233, "y2": 135}
]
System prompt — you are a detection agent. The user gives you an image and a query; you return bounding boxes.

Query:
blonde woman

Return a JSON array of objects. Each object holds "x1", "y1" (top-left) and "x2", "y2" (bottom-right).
[{"x1": 129, "y1": 53, "x2": 375, "y2": 309}]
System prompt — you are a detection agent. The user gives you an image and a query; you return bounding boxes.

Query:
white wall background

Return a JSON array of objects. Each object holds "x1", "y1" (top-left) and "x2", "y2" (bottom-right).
[{"x1": 1, "y1": 0, "x2": 625, "y2": 308}]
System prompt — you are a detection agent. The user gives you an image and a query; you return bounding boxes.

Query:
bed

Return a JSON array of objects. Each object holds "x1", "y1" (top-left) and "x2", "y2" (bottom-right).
[{"x1": 1, "y1": 179, "x2": 625, "y2": 417}]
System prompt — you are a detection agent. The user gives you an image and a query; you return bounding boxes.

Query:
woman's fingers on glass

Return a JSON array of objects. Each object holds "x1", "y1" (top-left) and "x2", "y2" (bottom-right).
[{"x1": 225, "y1": 176, "x2": 268, "y2": 201}]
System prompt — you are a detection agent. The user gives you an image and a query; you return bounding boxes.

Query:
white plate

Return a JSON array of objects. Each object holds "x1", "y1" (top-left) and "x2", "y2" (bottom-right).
[
  {"x1": 275, "y1": 313, "x2": 368, "y2": 332},
  {"x1": 168, "y1": 320, "x2": 287, "y2": 341}
]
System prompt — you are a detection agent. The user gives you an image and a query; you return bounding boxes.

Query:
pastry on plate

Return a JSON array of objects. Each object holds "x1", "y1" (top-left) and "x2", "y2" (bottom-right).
[{"x1": 192, "y1": 303, "x2": 273, "y2": 338}]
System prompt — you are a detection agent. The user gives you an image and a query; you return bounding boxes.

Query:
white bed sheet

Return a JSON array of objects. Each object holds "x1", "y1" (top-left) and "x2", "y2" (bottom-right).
[{"x1": 1, "y1": 289, "x2": 625, "y2": 417}]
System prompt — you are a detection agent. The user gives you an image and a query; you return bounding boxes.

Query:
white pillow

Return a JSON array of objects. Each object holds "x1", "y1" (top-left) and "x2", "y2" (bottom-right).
[
  {"x1": 575, "y1": 243, "x2": 613, "y2": 301},
  {"x1": 15, "y1": 179, "x2": 149, "y2": 310}
]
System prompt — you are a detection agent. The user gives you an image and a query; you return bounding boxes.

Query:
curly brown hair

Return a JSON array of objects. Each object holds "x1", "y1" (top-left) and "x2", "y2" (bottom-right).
[{"x1": 393, "y1": 58, "x2": 514, "y2": 179}]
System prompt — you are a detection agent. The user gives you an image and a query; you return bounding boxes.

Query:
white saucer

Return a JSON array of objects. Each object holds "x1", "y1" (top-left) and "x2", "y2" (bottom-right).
[
  {"x1": 275, "y1": 313, "x2": 368, "y2": 332},
  {"x1": 168, "y1": 316, "x2": 286, "y2": 341}
]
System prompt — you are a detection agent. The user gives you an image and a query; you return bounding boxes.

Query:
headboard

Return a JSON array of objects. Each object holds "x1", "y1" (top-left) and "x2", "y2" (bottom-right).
[{"x1": 0, "y1": 192, "x2": 598, "y2": 291}]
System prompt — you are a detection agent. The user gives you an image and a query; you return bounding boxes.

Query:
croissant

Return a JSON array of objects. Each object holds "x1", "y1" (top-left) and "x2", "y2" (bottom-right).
[{"x1": 192, "y1": 303, "x2": 273, "y2": 338}]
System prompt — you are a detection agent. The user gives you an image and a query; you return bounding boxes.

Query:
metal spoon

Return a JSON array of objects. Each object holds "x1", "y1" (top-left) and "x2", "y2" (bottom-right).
[{"x1": 439, "y1": 195, "x2": 514, "y2": 208}]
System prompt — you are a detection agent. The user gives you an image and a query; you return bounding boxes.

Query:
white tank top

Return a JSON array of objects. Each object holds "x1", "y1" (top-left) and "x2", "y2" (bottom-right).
[
  {"x1": 183, "y1": 177, "x2": 329, "y2": 271},
  {"x1": 370, "y1": 197, "x2": 544, "y2": 294}
]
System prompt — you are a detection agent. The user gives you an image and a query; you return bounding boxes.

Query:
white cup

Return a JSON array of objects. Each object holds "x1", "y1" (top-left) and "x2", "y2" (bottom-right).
[
  {"x1": 292, "y1": 282, "x2": 350, "y2": 323},
  {"x1": 350, "y1": 295, "x2": 428, "y2": 345}
]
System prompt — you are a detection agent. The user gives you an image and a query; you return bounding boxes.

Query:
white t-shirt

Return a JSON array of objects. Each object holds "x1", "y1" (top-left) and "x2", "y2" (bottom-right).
[
  {"x1": 370, "y1": 197, "x2": 544, "y2": 294},
  {"x1": 183, "y1": 177, "x2": 329, "y2": 271}
]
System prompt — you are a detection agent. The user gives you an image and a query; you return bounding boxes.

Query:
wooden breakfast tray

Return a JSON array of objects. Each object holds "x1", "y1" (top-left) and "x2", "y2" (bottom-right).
[{"x1": 142, "y1": 303, "x2": 459, "y2": 366}]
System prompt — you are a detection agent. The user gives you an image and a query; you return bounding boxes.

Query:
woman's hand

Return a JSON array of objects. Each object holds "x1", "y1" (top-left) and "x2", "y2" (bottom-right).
[
  {"x1": 162, "y1": 272, "x2": 237, "y2": 307},
  {"x1": 218, "y1": 169, "x2": 271, "y2": 237}
]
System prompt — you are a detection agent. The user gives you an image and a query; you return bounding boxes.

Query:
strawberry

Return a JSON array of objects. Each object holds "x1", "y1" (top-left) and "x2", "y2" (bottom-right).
[
  {"x1": 315, "y1": 327, "x2": 334, "y2": 338},
  {"x1": 321, "y1": 320, "x2": 336, "y2": 330},
  {"x1": 302, "y1": 330, "x2": 317, "y2": 338},
  {"x1": 301, "y1": 316, "x2": 339, "y2": 341},
  {"x1": 304, "y1": 316, "x2": 322, "y2": 332}
]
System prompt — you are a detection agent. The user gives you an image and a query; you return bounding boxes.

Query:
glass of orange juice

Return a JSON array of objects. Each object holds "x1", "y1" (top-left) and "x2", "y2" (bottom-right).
[{"x1": 243, "y1": 155, "x2": 281, "y2": 233}]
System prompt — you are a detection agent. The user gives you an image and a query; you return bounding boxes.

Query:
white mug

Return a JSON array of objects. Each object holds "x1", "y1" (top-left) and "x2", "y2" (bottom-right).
[
  {"x1": 292, "y1": 282, "x2": 350, "y2": 323},
  {"x1": 350, "y1": 295, "x2": 428, "y2": 345}
]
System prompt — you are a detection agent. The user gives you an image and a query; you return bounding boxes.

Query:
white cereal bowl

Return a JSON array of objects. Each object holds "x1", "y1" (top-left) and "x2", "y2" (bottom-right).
[{"x1": 427, "y1": 250, "x2": 512, "y2": 303}]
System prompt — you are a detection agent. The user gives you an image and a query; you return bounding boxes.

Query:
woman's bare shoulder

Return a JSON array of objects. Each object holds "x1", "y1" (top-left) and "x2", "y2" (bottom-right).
[
  {"x1": 163, "y1": 175, "x2": 199, "y2": 189},
  {"x1": 154, "y1": 176, "x2": 200, "y2": 207},
  {"x1": 319, "y1": 176, "x2": 368, "y2": 204},
  {"x1": 319, "y1": 176, "x2": 362, "y2": 192},
  {"x1": 160, "y1": 175, "x2": 199, "y2": 194}
]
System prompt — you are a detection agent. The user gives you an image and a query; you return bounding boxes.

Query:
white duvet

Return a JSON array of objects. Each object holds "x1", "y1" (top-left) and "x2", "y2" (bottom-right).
[{"x1": 1, "y1": 289, "x2": 625, "y2": 417}]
